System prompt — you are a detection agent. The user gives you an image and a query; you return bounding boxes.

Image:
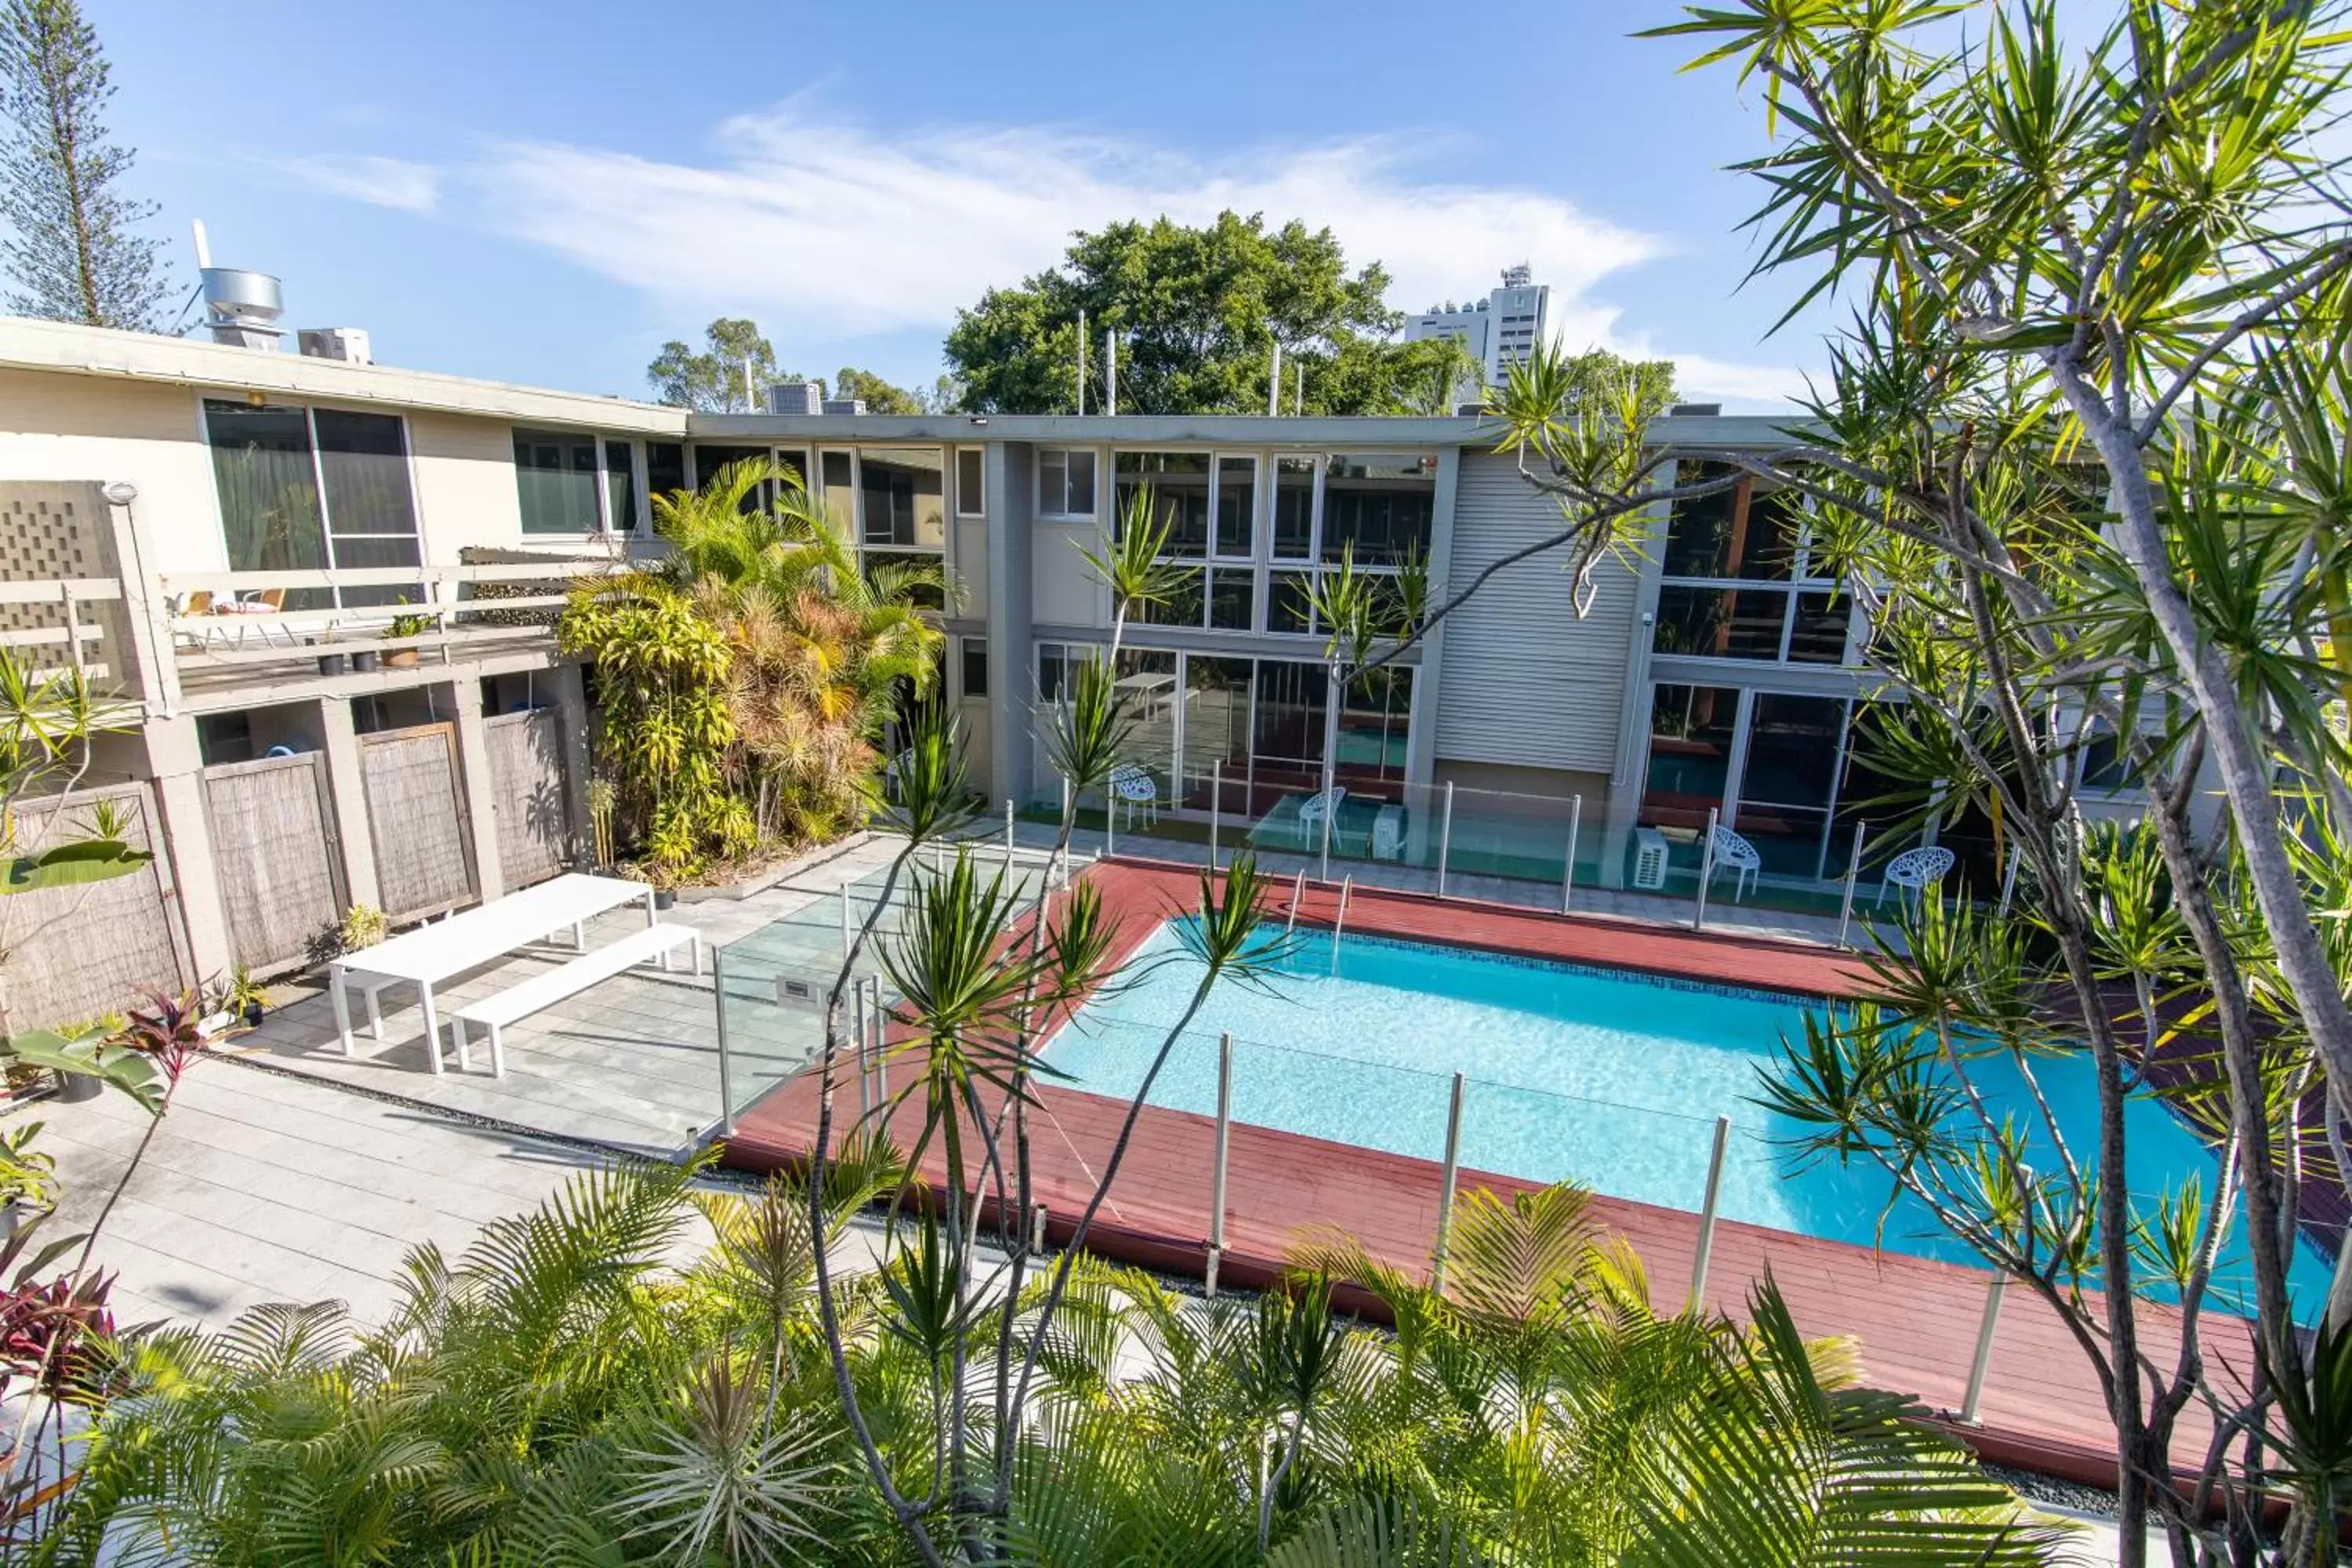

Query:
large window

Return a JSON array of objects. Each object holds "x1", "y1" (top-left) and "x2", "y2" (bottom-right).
[
  {"x1": 1040, "y1": 448, "x2": 1096, "y2": 518},
  {"x1": 1653, "y1": 463, "x2": 1852, "y2": 665},
  {"x1": 1114, "y1": 452, "x2": 1210, "y2": 554},
  {"x1": 602, "y1": 440, "x2": 638, "y2": 532},
  {"x1": 206, "y1": 401, "x2": 420, "y2": 607},
  {"x1": 514, "y1": 429, "x2": 644, "y2": 535},
  {"x1": 646, "y1": 441, "x2": 687, "y2": 510},
  {"x1": 1034, "y1": 643, "x2": 1414, "y2": 821},
  {"x1": 1322, "y1": 454, "x2": 1435, "y2": 565},
  {"x1": 956, "y1": 448, "x2": 985, "y2": 517},
  {"x1": 1272, "y1": 455, "x2": 1316, "y2": 561},
  {"x1": 858, "y1": 448, "x2": 946, "y2": 550}
]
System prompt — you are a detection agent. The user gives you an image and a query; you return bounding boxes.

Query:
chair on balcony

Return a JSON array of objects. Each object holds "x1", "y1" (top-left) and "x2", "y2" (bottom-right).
[
  {"x1": 1877, "y1": 844, "x2": 1956, "y2": 910},
  {"x1": 1708, "y1": 823, "x2": 1762, "y2": 902}
]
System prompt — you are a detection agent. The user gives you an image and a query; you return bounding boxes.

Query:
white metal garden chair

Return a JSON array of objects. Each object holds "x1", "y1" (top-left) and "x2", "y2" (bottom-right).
[
  {"x1": 1877, "y1": 844, "x2": 1956, "y2": 909},
  {"x1": 1708, "y1": 823, "x2": 1762, "y2": 902},
  {"x1": 1297, "y1": 785, "x2": 1347, "y2": 848},
  {"x1": 1109, "y1": 764, "x2": 1160, "y2": 829}
]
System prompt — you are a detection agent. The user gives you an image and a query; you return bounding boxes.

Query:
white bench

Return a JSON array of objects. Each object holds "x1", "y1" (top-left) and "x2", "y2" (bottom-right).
[{"x1": 448, "y1": 923, "x2": 702, "y2": 1077}]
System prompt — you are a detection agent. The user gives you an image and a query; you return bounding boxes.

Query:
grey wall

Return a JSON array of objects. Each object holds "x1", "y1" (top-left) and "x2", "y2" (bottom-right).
[{"x1": 1432, "y1": 452, "x2": 1646, "y2": 775}]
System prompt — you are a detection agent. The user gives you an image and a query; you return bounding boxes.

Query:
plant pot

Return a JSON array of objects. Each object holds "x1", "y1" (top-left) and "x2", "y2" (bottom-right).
[
  {"x1": 653, "y1": 887, "x2": 677, "y2": 910},
  {"x1": 350, "y1": 649, "x2": 379, "y2": 673},
  {"x1": 243, "y1": 1000, "x2": 265, "y2": 1029},
  {"x1": 317, "y1": 652, "x2": 350, "y2": 677},
  {"x1": 55, "y1": 1070, "x2": 100, "y2": 1104},
  {"x1": 384, "y1": 648, "x2": 421, "y2": 670}
]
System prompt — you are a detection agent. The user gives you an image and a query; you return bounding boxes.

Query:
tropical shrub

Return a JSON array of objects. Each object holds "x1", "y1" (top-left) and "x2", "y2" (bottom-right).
[{"x1": 37, "y1": 1160, "x2": 2063, "y2": 1566}]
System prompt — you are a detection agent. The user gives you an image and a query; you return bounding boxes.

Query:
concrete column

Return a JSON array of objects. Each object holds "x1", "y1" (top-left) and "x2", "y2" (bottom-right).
[
  {"x1": 551, "y1": 662, "x2": 593, "y2": 866},
  {"x1": 317, "y1": 697, "x2": 382, "y2": 911},
  {"x1": 142, "y1": 713, "x2": 234, "y2": 982},
  {"x1": 450, "y1": 679, "x2": 505, "y2": 903},
  {"x1": 985, "y1": 441, "x2": 1036, "y2": 810}
]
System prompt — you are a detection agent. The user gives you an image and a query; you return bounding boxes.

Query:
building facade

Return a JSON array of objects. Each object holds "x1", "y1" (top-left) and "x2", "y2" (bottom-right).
[{"x1": 0, "y1": 315, "x2": 2155, "y2": 1021}]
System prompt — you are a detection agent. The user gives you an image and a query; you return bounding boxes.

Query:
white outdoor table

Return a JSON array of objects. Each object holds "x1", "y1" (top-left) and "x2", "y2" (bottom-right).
[{"x1": 327, "y1": 872, "x2": 655, "y2": 1074}]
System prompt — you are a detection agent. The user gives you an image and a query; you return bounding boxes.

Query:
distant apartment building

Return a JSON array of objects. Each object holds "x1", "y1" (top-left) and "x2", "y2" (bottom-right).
[{"x1": 1404, "y1": 263, "x2": 1552, "y2": 385}]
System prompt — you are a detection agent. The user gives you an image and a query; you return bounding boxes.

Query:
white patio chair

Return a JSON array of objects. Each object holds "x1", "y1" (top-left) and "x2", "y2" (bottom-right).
[
  {"x1": 1708, "y1": 822, "x2": 1762, "y2": 902},
  {"x1": 1877, "y1": 844, "x2": 1956, "y2": 909},
  {"x1": 1109, "y1": 764, "x2": 1159, "y2": 829},
  {"x1": 1297, "y1": 785, "x2": 1347, "y2": 848}
]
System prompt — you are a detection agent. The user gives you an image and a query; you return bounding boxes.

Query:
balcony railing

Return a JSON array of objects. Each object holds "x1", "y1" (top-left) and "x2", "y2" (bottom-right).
[{"x1": 147, "y1": 561, "x2": 599, "y2": 707}]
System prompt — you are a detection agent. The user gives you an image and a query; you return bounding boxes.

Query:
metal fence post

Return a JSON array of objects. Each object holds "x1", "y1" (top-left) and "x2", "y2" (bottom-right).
[
  {"x1": 1319, "y1": 774, "x2": 1334, "y2": 884},
  {"x1": 1429, "y1": 1072, "x2": 1467, "y2": 1295},
  {"x1": 1998, "y1": 845, "x2": 2020, "y2": 917},
  {"x1": 1210, "y1": 758, "x2": 1221, "y2": 873},
  {"x1": 1687, "y1": 1116, "x2": 1731, "y2": 1311},
  {"x1": 853, "y1": 978, "x2": 872, "y2": 1116},
  {"x1": 1562, "y1": 794, "x2": 1582, "y2": 915},
  {"x1": 1959, "y1": 1274, "x2": 2008, "y2": 1423},
  {"x1": 713, "y1": 945, "x2": 736, "y2": 1136},
  {"x1": 869, "y1": 976, "x2": 889, "y2": 1104},
  {"x1": 1836, "y1": 823, "x2": 1867, "y2": 949},
  {"x1": 1207, "y1": 1032, "x2": 1233, "y2": 1297},
  {"x1": 1436, "y1": 781, "x2": 1456, "y2": 899},
  {"x1": 1105, "y1": 775, "x2": 1116, "y2": 858},
  {"x1": 839, "y1": 874, "x2": 853, "y2": 957},
  {"x1": 1004, "y1": 797, "x2": 1016, "y2": 877},
  {"x1": 1693, "y1": 807, "x2": 1719, "y2": 930}
]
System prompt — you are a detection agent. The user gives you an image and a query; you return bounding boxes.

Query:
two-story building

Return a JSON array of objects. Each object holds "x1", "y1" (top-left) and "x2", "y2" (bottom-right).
[{"x1": 0, "y1": 314, "x2": 2045, "y2": 1028}]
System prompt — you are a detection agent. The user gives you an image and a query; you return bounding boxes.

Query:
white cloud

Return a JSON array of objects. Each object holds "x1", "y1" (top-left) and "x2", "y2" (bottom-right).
[
  {"x1": 278, "y1": 154, "x2": 441, "y2": 215},
  {"x1": 465, "y1": 109, "x2": 1664, "y2": 339}
]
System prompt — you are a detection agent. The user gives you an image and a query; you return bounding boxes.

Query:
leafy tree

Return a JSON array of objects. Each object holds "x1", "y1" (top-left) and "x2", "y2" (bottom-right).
[
  {"x1": 0, "y1": 0, "x2": 168, "y2": 329},
  {"x1": 646, "y1": 318, "x2": 803, "y2": 412},
  {"x1": 945, "y1": 211, "x2": 1482, "y2": 416},
  {"x1": 830, "y1": 365, "x2": 924, "y2": 415}
]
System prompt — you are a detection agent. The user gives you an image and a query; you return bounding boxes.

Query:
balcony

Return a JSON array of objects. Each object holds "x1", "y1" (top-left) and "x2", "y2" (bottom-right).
[{"x1": 0, "y1": 558, "x2": 604, "y2": 717}]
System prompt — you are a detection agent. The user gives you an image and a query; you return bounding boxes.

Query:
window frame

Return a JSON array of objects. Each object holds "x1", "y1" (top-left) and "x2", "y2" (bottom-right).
[
  {"x1": 205, "y1": 397, "x2": 426, "y2": 598},
  {"x1": 1651, "y1": 461, "x2": 1857, "y2": 667},
  {"x1": 1037, "y1": 447, "x2": 1098, "y2": 521},
  {"x1": 1317, "y1": 451, "x2": 1438, "y2": 569},
  {"x1": 852, "y1": 445, "x2": 949, "y2": 555},
  {"x1": 959, "y1": 635, "x2": 989, "y2": 702}
]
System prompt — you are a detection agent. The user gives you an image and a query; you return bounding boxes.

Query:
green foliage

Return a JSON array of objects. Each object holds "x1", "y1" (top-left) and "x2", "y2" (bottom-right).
[
  {"x1": 945, "y1": 211, "x2": 1479, "y2": 416},
  {"x1": 559, "y1": 579, "x2": 749, "y2": 882},
  {"x1": 0, "y1": 0, "x2": 169, "y2": 328},
  {"x1": 829, "y1": 365, "x2": 926, "y2": 415},
  {"x1": 645, "y1": 318, "x2": 791, "y2": 413}
]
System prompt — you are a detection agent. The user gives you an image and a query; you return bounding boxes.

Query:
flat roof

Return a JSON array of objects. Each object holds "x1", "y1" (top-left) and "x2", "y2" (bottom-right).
[
  {"x1": 0, "y1": 318, "x2": 687, "y2": 435},
  {"x1": 0, "y1": 315, "x2": 1808, "y2": 447}
]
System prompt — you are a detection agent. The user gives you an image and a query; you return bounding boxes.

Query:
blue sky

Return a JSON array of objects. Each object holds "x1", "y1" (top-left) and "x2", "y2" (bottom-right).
[{"x1": 89, "y1": 1, "x2": 1832, "y2": 410}]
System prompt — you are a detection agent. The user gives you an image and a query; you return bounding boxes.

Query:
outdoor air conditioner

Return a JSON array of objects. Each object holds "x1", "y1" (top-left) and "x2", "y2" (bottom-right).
[{"x1": 1632, "y1": 826, "x2": 1671, "y2": 891}]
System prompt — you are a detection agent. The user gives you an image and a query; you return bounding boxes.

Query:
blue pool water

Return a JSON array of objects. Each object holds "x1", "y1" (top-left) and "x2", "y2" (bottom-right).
[{"x1": 1049, "y1": 920, "x2": 2330, "y2": 1305}]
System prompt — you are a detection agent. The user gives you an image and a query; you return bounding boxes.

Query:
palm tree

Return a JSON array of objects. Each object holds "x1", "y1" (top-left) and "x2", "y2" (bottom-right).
[{"x1": 614, "y1": 457, "x2": 946, "y2": 844}]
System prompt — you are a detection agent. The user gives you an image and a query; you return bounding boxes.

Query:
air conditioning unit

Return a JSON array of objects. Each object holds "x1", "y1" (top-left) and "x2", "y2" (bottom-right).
[
  {"x1": 766, "y1": 380, "x2": 822, "y2": 415},
  {"x1": 1632, "y1": 826, "x2": 1671, "y2": 891},
  {"x1": 821, "y1": 398, "x2": 866, "y2": 416},
  {"x1": 298, "y1": 327, "x2": 372, "y2": 364}
]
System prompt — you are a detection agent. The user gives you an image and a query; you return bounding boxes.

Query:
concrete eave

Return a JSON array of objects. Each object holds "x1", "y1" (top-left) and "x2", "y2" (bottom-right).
[
  {"x1": 684, "y1": 410, "x2": 1817, "y2": 448},
  {"x1": 0, "y1": 317, "x2": 688, "y2": 435}
]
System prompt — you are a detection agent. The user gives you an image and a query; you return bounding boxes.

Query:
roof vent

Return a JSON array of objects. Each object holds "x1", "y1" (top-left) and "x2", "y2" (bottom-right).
[
  {"x1": 821, "y1": 398, "x2": 867, "y2": 416},
  {"x1": 1669, "y1": 402, "x2": 1722, "y2": 417},
  {"x1": 766, "y1": 380, "x2": 822, "y2": 416},
  {"x1": 297, "y1": 327, "x2": 372, "y2": 365},
  {"x1": 199, "y1": 267, "x2": 284, "y2": 350}
]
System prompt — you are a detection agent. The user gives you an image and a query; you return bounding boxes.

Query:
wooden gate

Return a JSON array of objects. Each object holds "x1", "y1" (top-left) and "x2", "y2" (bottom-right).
[
  {"x1": 0, "y1": 782, "x2": 187, "y2": 1031},
  {"x1": 202, "y1": 752, "x2": 344, "y2": 971},
  {"x1": 359, "y1": 722, "x2": 477, "y2": 920},
  {"x1": 485, "y1": 709, "x2": 571, "y2": 889}
]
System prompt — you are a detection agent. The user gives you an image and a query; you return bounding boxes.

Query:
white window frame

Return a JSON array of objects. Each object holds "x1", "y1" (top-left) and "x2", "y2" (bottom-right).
[
  {"x1": 852, "y1": 445, "x2": 949, "y2": 557},
  {"x1": 1038, "y1": 447, "x2": 1098, "y2": 521},
  {"x1": 205, "y1": 396, "x2": 428, "y2": 573},
  {"x1": 1209, "y1": 451, "x2": 1260, "y2": 564}
]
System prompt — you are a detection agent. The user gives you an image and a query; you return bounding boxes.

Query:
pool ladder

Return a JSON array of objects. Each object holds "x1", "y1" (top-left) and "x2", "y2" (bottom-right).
[
  {"x1": 1330, "y1": 877, "x2": 1352, "y2": 975},
  {"x1": 1284, "y1": 869, "x2": 1308, "y2": 934}
]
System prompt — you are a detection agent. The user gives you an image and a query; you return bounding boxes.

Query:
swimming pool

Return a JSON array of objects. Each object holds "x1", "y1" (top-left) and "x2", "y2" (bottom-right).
[{"x1": 1047, "y1": 919, "x2": 2329, "y2": 1304}]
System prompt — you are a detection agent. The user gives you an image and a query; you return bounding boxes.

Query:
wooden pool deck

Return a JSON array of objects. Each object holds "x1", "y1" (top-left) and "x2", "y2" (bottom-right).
[{"x1": 722, "y1": 857, "x2": 2252, "y2": 1487}]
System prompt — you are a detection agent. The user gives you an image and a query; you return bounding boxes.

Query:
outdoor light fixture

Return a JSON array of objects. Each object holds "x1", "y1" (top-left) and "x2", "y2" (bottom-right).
[
  {"x1": 102, "y1": 482, "x2": 137, "y2": 505},
  {"x1": 968, "y1": 416, "x2": 989, "y2": 426}
]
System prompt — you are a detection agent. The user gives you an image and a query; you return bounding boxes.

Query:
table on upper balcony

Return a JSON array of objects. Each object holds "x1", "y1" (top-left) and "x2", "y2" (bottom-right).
[{"x1": 326, "y1": 872, "x2": 656, "y2": 1074}]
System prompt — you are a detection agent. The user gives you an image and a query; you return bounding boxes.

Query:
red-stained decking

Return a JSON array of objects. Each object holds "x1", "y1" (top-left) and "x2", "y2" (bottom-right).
[{"x1": 723, "y1": 858, "x2": 2250, "y2": 1486}]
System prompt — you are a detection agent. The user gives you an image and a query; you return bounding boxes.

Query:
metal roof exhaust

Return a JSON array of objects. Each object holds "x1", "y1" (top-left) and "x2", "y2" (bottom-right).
[{"x1": 191, "y1": 220, "x2": 285, "y2": 350}]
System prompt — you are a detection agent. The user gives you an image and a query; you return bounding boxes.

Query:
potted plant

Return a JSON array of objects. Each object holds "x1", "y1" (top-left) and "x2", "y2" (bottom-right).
[
  {"x1": 383, "y1": 598, "x2": 434, "y2": 669},
  {"x1": 205, "y1": 964, "x2": 269, "y2": 1030}
]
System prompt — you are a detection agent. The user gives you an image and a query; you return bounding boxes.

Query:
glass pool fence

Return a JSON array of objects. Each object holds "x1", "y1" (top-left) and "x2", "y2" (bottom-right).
[{"x1": 1022, "y1": 769, "x2": 2021, "y2": 946}]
